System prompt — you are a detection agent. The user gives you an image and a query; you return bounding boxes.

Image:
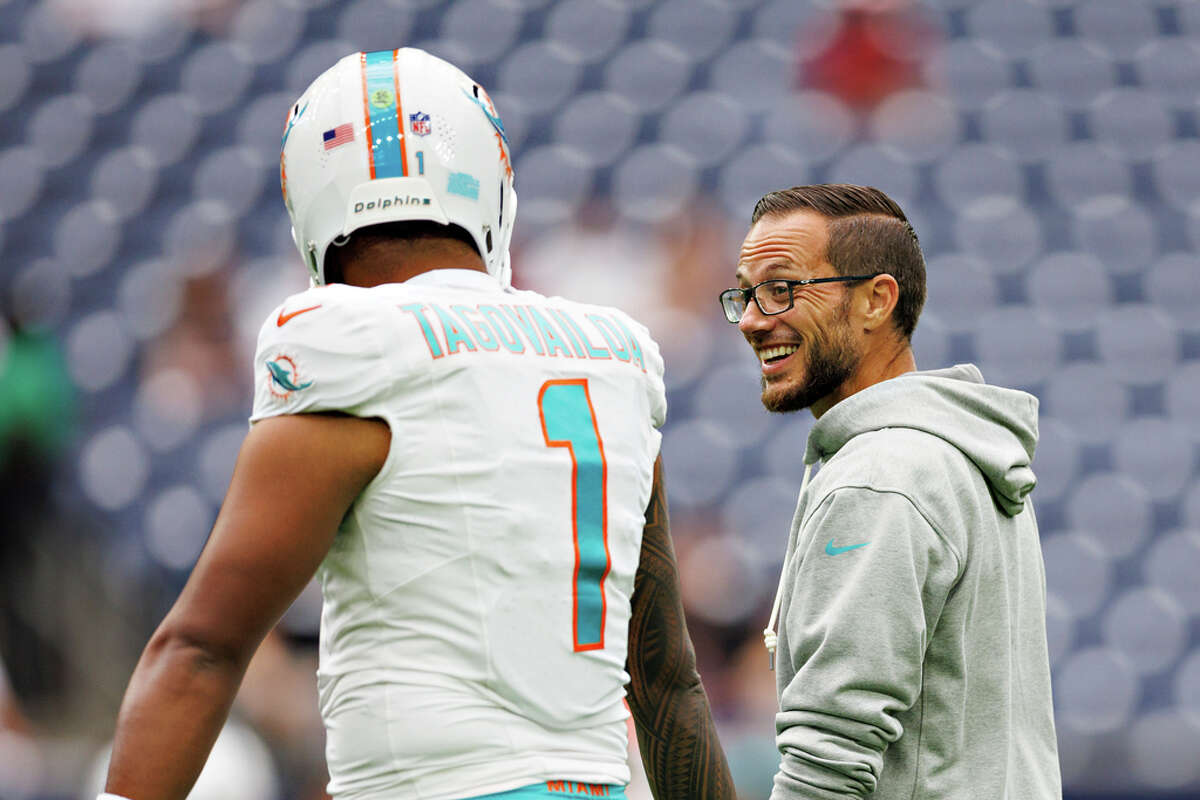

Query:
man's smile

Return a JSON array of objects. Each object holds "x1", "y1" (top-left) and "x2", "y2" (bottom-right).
[{"x1": 756, "y1": 343, "x2": 801, "y2": 373}]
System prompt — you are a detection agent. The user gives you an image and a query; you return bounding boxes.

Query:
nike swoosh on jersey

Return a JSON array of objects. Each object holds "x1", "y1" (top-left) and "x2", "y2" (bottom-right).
[
  {"x1": 825, "y1": 538, "x2": 869, "y2": 556},
  {"x1": 276, "y1": 304, "x2": 322, "y2": 327}
]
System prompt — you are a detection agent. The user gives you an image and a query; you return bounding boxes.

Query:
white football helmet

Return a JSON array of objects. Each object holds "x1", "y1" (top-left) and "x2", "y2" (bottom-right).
[{"x1": 280, "y1": 48, "x2": 518, "y2": 286}]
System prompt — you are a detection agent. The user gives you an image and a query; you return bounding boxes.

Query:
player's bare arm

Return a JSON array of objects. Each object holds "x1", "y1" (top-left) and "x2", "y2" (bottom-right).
[
  {"x1": 104, "y1": 413, "x2": 389, "y2": 800},
  {"x1": 626, "y1": 455, "x2": 736, "y2": 800}
]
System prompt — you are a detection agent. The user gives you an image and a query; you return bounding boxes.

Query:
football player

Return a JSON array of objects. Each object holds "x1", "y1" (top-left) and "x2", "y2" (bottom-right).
[{"x1": 100, "y1": 48, "x2": 733, "y2": 800}]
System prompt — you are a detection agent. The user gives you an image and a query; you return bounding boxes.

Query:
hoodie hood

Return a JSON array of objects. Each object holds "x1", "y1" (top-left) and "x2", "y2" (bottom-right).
[{"x1": 805, "y1": 364, "x2": 1038, "y2": 516}]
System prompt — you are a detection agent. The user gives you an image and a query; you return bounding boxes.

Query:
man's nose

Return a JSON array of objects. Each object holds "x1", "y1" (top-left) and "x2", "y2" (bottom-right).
[{"x1": 738, "y1": 297, "x2": 772, "y2": 336}]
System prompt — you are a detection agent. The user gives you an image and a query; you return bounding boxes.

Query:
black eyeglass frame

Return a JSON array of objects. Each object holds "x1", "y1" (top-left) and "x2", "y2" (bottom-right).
[{"x1": 718, "y1": 273, "x2": 885, "y2": 323}]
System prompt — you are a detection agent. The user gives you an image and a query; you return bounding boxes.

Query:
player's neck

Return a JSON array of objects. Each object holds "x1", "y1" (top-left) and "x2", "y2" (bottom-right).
[{"x1": 342, "y1": 240, "x2": 486, "y2": 287}]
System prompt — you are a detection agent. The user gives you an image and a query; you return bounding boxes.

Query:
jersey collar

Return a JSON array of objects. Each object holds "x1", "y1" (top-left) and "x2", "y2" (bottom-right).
[{"x1": 404, "y1": 269, "x2": 499, "y2": 290}]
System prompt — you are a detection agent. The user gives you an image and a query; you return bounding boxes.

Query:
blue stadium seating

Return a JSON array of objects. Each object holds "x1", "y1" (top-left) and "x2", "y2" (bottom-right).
[{"x1": 0, "y1": 1, "x2": 1197, "y2": 796}]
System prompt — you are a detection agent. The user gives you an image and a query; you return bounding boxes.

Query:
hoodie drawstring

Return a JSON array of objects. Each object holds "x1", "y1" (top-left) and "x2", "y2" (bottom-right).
[{"x1": 764, "y1": 461, "x2": 812, "y2": 671}]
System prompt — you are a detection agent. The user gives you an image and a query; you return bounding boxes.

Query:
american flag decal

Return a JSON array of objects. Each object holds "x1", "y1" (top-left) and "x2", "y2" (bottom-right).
[{"x1": 323, "y1": 123, "x2": 355, "y2": 151}]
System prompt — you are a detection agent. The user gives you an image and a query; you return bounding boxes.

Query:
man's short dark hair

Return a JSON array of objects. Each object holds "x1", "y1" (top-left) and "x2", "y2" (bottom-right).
[{"x1": 751, "y1": 184, "x2": 926, "y2": 341}]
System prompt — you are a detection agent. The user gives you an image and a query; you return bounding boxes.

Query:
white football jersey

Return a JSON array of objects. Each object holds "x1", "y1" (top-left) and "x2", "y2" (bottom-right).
[{"x1": 250, "y1": 269, "x2": 667, "y2": 800}]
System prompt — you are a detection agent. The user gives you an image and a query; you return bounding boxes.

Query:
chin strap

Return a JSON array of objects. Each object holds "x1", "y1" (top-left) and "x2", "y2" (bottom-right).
[{"x1": 763, "y1": 461, "x2": 813, "y2": 671}]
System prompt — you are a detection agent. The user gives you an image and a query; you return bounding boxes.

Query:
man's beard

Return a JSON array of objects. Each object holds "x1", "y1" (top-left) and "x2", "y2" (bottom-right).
[{"x1": 760, "y1": 305, "x2": 861, "y2": 413}]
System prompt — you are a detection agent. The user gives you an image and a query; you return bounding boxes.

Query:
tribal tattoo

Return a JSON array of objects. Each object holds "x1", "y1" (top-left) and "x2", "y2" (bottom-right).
[{"x1": 626, "y1": 455, "x2": 736, "y2": 799}]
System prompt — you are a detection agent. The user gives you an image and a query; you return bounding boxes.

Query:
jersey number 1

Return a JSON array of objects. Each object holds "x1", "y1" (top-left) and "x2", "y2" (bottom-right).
[{"x1": 538, "y1": 379, "x2": 610, "y2": 652}]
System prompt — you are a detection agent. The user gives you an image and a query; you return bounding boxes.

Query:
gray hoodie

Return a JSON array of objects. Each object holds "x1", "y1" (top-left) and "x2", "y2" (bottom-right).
[{"x1": 770, "y1": 364, "x2": 1061, "y2": 800}]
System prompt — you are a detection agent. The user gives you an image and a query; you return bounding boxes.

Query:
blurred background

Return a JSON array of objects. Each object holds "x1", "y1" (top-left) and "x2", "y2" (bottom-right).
[{"x1": 0, "y1": 0, "x2": 1197, "y2": 797}]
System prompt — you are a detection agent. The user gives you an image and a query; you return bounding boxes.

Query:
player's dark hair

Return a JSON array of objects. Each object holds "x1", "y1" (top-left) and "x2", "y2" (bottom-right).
[
  {"x1": 323, "y1": 221, "x2": 480, "y2": 284},
  {"x1": 751, "y1": 184, "x2": 926, "y2": 341}
]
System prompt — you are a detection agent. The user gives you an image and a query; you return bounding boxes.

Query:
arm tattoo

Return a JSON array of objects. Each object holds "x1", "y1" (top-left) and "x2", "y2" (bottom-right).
[{"x1": 626, "y1": 456, "x2": 736, "y2": 799}]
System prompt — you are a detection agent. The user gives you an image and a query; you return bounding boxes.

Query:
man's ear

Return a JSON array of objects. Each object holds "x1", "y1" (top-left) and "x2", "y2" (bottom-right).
[{"x1": 860, "y1": 273, "x2": 899, "y2": 333}]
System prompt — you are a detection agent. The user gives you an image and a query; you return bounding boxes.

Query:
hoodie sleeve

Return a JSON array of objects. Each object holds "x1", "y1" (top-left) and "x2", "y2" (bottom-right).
[{"x1": 772, "y1": 486, "x2": 962, "y2": 799}]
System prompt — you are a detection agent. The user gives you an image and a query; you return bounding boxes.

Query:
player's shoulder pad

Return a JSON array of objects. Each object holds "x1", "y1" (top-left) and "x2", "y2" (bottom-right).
[
  {"x1": 593, "y1": 303, "x2": 668, "y2": 428},
  {"x1": 251, "y1": 284, "x2": 393, "y2": 421},
  {"x1": 258, "y1": 283, "x2": 384, "y2": 341},
  {"x1": 611, "y1": 306, "x2": 665, "y2": 371}
]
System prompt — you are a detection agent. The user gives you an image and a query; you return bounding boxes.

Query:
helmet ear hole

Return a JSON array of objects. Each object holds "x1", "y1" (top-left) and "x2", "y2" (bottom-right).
[{"x1": 485, "y1": 227, "x2": 493, "y2": 253}]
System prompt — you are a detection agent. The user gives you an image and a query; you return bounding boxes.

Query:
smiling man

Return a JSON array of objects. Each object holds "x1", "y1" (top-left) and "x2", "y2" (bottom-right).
[{"x1": 720, "y1": 185, "x2": 1061, "y2": 800}]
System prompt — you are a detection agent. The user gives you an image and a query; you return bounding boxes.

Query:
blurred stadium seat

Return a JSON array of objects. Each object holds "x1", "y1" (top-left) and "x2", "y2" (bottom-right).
[
  {"x1": 1112, "y1": 417, "x2": 1195, "y2": 501},
  {"x1": 1134, "y1": 38, "x2": 1200, "y2": 108},
  {"x1": 89, "y1": 147, "x2": 159, "y2": 221},
  {"x1": 973, "y1": 306, "x2": 1060, "y2": 386},
  {"x1": 1044, "y1": 362, "x2": 1130, "y2": 444},
  {"x1": 54, "y1": 201, "x2": 121, "y2": 279},
  {"x1": 603, "y1": 38, "x2": 692, "y2": 112},
  {"x1": 718, "y1": 143, "x2": 810, "y2": 218},
  {"x1": 1165, "y1": 362, "x2": 1200, "y2": 429},
  {"x1": 1031, "y1": 418, "x2": 1082, "y2": 504},
  {"x1": 928, "y1": 39, "x2": 1009, "y2": 111},
  {"x1": 709, "y1": 39, "x2": 794, "y2": 113},
  {"x1": 1028, "y1": 39, "x2": 1114, "y2": 112},
  {"x1": 73, "y1": 41, "x2": 143, "y2": 115},
  {"x1": 1043, "y1": 532, "x2": 1114, "y2": 619},
  {"x1": 514, "y1": 144, "x2": 594, "y2": 226},
  {"x1": 1152, "y1": 140, "x2": 1200, "y2": 212},
  {"x1": 79, "y1": 426, "x2": 150, "y2": 512},
  {"x1": 1027, "y1": 251, "x2": 1111, "y2": 333},
  {"x1": 612, "y1": 144, "x2": 698, "y2": 223},
  {"x1": 441, "y1": 0, "x2": 524, "y2": 66},
  {"x1": 979, "y1": 90, "x2": 1068, "y2": 164},
  {"x1": 1074, "y1": 0, "x2": 1161, "y2": 60},
  {"x1": 660, "y1": 418, "x2": 740, "y2": 510},
  {"x1": 1073, "y1": 195, "x2": 1157, "y2": 276},
  {"x1": 129, "y1": 93, "x2": 202, "y2": 167},
  {"x1": 660, "y1": 91, "x2": 750, "y2": 168},
  {"x1": 923, "y1": 252, "x2": 999, "y2": 333},
  {"x1": 337, "y1": 0, "x2": 417, "y2": 59},
  {"x1": 1066, "y1": 472, "x2": 1154, "y2": 560},
  {"x1": 546, "y1": 0, "x2": 630, "y2": 63},
  {"x1": 933, "y1": 143, "x2": 1023, "y2": 208},
  {"x1": 192, "y1": 147, "x2": 267, "y2": 216},
  {"x1": 1090, "y1": 88, "x2": 1173, "y2": 162},
  {"x1": 498, "y1": 41, "x2": 584, "y2": 115},
  {"x1": 28, "y1": 93, "x2": 95, "y2": 169},
  {"x1": 0, "y1": 43, "x2": 32, "y2": 113},
  {"x1": 1095, "y1": 304, "x2": 1179, "y2": 385},
  {"x1": 1043, "y1": 142, "x2": 1132, "y2": 209},
  {"x1": 1144, "y1": 529, "x2": 1200, "y2": 619},
  {"x1": 553, "y1": 91, "x2": 640, "y2": 168},
  {"x1": 869, "y1": 89, "x2": 958, "y2": 163},
  {"x1": 648, "y1": 0, "x2": 736, "y2": 63},
  {"x1": 966, "y1": 0, "x2": 1053, "y2": 60},
  {"x1": 0, "y1": 147, "x2": 46, "y2": 222},
  {"x1": 828, "y1": 143, "x2": 920, "y2": 209},
  {"x1": 180, "y1": 41, "x2": 255, "y2": 116},
  {"x1": 761, "y1": 89, "x2": 856, "y2": 165},
  {"x1": 1125, "y1": 710, "x2": 1200, "y2": 791},
  {"x1": 1100, "y1": 586, "x2": 1188, "y2": 676},
  {"x1": 1054, "y1": 646, "x2": 1140, "y2": 734},
  {"x1": 954, "y1": 195, "x2": 1043, "y2": 274}
]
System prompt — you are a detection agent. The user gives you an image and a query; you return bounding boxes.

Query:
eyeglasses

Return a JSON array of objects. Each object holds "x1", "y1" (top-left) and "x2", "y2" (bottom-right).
[{"x1": 718, "y1": 274, "x2": 884, "y2": 323}]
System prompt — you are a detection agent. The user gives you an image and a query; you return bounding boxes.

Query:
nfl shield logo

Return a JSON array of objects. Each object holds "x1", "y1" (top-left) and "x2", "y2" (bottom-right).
[{"x1": 409, "y1": 111, "x2": 432, "y2": 137}]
